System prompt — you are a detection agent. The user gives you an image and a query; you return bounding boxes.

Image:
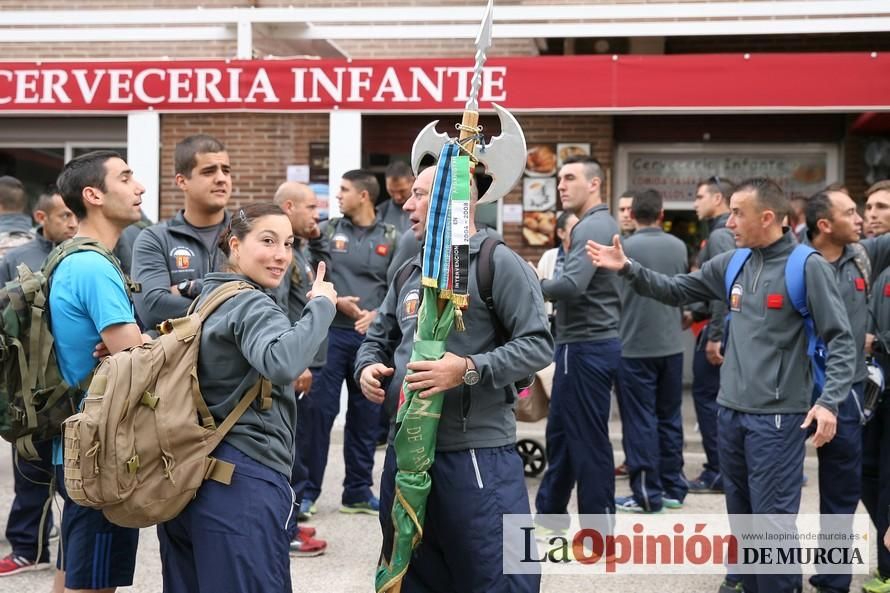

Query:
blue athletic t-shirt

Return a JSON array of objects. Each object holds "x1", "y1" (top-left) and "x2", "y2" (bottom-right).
[
  {"x1": 49, "y1": 251, "x2": 135, "y2": 464},
  {"x1": 50, "y1": 250, "x2": 136, "y2": 387}
]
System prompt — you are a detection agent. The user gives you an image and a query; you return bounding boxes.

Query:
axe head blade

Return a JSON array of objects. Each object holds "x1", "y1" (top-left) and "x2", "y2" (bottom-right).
[
  {"x1": 410, "y1": 120, "x2": 448, "y2": 177},
  {"x1": 409, "y1": 103, "x2": 526, "y2": 204},
  {"x1": 476, "y1": 102, "x2": 526, "y2": 204}
]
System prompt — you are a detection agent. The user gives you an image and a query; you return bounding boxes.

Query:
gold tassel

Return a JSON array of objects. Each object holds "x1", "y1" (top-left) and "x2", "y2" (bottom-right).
[
  {"x1": 454, "y1": 307, "x2": 465, "y2": 332},
  {"x1": 451, "y1": 293, "x2": 469, "y2": 308}
]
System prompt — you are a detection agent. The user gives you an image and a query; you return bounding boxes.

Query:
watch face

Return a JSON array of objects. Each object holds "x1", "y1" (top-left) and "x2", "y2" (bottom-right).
[{"x1": 463, "y1": 369, "x2": 480, "y2": 386}]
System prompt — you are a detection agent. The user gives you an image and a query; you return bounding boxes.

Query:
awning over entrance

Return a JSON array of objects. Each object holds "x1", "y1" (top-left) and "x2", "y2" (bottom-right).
[
  {"x1": 0, "y1": 53, "x2": 887, "y2": 114},
  {"x1": 851, "y1": 112, "x2": 890, "y2": 134}
]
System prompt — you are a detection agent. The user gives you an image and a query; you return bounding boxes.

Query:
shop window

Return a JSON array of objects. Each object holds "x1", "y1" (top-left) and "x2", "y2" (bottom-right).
[{"x1": 0, "y1": 144, "x2": 127, "y2": 212}]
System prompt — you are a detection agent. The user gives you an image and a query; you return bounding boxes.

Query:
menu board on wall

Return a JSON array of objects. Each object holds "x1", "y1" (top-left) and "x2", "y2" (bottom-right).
[
  {"x1": 625, "y1": 151, "x2": 830, "y2": 204},
  {"x1": 309, "y1": 142, "x2": 329, "y2": 183}
]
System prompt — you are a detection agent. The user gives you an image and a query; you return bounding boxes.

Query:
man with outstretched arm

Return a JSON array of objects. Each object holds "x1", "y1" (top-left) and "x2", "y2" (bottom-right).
[{"x1": 588, "y1": 177, "x2": 856, "y2": 593}]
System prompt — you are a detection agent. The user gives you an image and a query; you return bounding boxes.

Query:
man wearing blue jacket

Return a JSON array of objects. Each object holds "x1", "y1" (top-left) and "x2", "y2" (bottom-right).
[{"x1": 299, "y1": 169, "x2": 398, "y2": 516}]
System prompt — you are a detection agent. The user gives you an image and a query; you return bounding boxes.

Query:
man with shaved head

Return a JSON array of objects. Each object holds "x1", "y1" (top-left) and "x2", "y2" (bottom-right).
[
  {"x1": 271, "y1": 181, "x2": 331, "y2": 557},
  {"x1": 296, "y1": 169, "x2": 399, "y2": 518}
]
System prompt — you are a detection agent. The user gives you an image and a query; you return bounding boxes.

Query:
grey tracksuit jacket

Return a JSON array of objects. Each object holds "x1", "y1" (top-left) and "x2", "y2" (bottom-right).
[
  {"x1": 195, "y1": 273, "x2": 335, "y2": 476},
  {"x1": 620, "y1": 227, "x2": 688, "y2": 358},
  {"x1": 696, "y1": 212, "x2": 736, "y2": 342},
  {"x1": 376, "y1": 199, "x2": 411, "y2": 233},
  {"x1": 623, "y1": 231, "x2": 856, "y2": 415},
  {"x1": 131, "y1": 211, "x2": 229, "y2": 329},
  {"x1": 355, "y1": 229, "x2": 554, "y2": 451},
  {"x1": 820, "y1": 235, "x2": 890, "y2": 384},
  {"x1": 541, "y1": 203, "x2": 621, "y2": 345},
  {"x1": 321, "y1": 216, "x2": 397, "y2": 329},
  {"x1": 0, "y1": 213, "x2": 33, "y2": 234}
]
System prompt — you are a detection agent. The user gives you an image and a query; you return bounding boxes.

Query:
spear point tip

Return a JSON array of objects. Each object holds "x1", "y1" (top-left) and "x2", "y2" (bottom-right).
[{"x1": 475, "y1": 0, "x2": 494, "y2": 51}]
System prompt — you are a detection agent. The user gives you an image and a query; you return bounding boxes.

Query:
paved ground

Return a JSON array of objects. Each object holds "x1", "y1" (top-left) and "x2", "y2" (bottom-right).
[{"x1": 0, "y1": 396, "x2": 878, "y2": 593}]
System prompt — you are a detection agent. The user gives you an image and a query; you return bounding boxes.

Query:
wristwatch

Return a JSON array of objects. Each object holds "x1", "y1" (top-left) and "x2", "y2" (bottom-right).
[
  {"x1": 620, "y1": 257, "x2": 634, "y2": 275},
  {"x1": 176, "y1": 279, "x2": 191, "y2": 296},
  {"x1": 462, "y1": 357, "x2": 480, "y2": 386}
]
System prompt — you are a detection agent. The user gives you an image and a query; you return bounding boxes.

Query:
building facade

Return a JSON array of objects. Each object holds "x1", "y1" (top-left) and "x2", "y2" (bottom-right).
[{"x1": 1, "y1": 0, "x2": 889, "y2": 260}]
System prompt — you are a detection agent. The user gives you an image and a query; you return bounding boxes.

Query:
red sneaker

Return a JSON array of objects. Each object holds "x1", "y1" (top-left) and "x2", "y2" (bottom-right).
[
  {"x1": 615, "y1": 463, "x2": 629, "y2": 479},
  {"x1": 300, "y1": 526, "x2": 317, "y2": 538},
  {"x1": 289, "y1": 528, "x2": 327, "y2": 557},
  {"x1": 0, "y1": 553, "x2": 51, "y2": 576}
]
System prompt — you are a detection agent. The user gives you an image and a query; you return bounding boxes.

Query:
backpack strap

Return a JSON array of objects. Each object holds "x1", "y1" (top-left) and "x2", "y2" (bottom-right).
[
  {"x1": 191, "y1": 281, "x2": 255, "y2": 320},
  {"x1": 165, "y1": 281, "x2": 271, "y2": 425},
  {"x1": 784, "y1": 243, "x2": 829, "y2": 399},
  {"x1": 723, "y1": 248, "x2": 752, "y2": 302},
  {"x1": 43, "y1": 237, "x2": 141, "y2": 295},
  {"x1": 721, "y1": 248, "x2": 752, "y2": 355},
  {"x1": 204, "y1": 377, "x2": 273, "y2": 482},
  {"x1": 784, "y1": 244, "x2": 819, "y2": 358},
  {"x1": 382, "y1": 222, "x2": 398, "y2": 253},
  {"x1": 324, "y1": 218, "x2": 341, "y2": 242},
  {"x1": 475, "y1": 236, "x2": 524, "y2": 404},
  {"x1": 394, "y1": 259, "x2": 419, "y2": 299},
  {"x1": 199, "y1": 376, "x2": 272, "y2": 485},
  {"x1": 478, "y1": 236, "x2": 506, "y2": 344}
]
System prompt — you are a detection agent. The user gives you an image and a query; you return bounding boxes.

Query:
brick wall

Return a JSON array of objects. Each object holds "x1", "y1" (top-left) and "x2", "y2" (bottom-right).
[
  {"x1": 158, "y1": 113, "x2": 329, "y2": 219},
  {"x1": 0, "y1": 41, "x2": 238, "y2": 62},
  {"x1": 334, "y1": 39, "x2": 537, "y2": 59},
  {"x1": 1, "y1": 0, "x2": 249, "y2": 7}
]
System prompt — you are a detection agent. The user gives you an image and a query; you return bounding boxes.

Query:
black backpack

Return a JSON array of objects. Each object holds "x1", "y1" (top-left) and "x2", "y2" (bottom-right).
[{"x1": 395, "y1": 236, "x2": 532, "y2": 402}]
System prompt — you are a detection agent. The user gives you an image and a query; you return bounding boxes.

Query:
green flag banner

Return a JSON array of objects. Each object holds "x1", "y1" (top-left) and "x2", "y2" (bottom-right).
[{"x1": 376, "y1": 148, "x2": 470, "y2": 593}]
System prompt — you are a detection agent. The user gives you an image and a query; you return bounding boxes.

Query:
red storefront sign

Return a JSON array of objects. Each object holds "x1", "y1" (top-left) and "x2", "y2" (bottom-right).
[{"x1": 0, "y1": 54, "x2": 887, "y2": 112}]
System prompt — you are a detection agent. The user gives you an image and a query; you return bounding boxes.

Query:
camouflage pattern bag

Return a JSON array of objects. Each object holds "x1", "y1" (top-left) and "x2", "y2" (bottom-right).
[
  {"x1": 0, "y1": 237, "x2": 135, "y2": 460},
  {"x1": 0, "y1": 230, "x2": 35, "y2": 259}
]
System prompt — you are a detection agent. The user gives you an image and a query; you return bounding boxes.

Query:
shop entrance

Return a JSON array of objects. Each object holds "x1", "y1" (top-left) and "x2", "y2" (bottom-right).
[{"x1": 0, "y1": 117, "x2": 126, "y2": 211}]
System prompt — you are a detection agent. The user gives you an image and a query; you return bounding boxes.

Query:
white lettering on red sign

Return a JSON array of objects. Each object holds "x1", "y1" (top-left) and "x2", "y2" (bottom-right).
[{"x1": 0, "y1": 63, "x2": 509, "y2": 108}]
